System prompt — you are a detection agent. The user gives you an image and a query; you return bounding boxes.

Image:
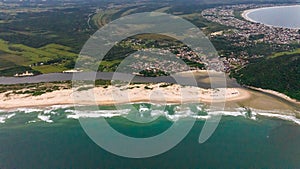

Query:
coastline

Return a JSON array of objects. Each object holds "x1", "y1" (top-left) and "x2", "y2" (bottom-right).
[
  {"x1": 241, "y1": 5, "x2": 300, "y2": 29},
  {"x1": 0, "y1": 84, "x2": 250, "y2": 110},
  {"x1": 241, "y1": 8, "x2": 260, "y2": 23},
  {"x1": 0, "y1": 83, "x2": 299, "y2": 125},
  {"x1": 0, "y1": 83, "x2": 298, "y2": 111},
  {"x1": 0, "y1": 71, "x2": 298, "y2": 117},
  {"x1": 246, "y1": 86, "x2": 300, "y2": 105}
]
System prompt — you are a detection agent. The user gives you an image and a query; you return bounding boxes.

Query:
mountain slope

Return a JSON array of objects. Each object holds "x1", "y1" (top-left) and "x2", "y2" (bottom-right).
[{"x1": 232, "y1": 54, "x2": 300, "y2": 100}]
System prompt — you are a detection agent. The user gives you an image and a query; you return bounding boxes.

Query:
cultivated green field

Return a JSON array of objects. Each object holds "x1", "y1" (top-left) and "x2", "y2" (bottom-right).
[
  {"x1": 269, "y1": 48, "x2": 300, "y2": 59},
  {"x1": 0, "y1": 39, "x2": 77, "y2": 75}
]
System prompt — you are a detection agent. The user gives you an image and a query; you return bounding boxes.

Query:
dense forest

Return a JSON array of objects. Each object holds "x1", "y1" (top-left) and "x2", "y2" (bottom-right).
[{"x1": 232, "y1": 54, "x2": 300, "y2": 100}]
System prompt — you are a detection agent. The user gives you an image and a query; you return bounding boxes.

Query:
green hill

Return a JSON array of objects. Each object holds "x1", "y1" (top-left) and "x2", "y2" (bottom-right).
[
  {"x1": 232, "y1": 53, "x2": 300, "y2": 100},
  {"x1": 0, "y1": 40, "x2": 77, "y2": 75}
]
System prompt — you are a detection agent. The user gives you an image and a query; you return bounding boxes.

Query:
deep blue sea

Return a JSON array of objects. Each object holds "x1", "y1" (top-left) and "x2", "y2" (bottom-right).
[
  {"x1": 246, "y1": 5, "x2": 300, "y2": 29},
  {"x1": 0, "y1": 104, "x2": 300, "y2": 169}
]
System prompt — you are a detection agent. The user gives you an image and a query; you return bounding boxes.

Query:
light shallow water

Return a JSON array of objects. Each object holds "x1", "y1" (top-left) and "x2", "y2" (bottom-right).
[
  {"x1": 0, "y1": 104, "x2": 300, "y2": 168},
  {"x1": 246, "y1": 5, "x2": 300, "y2": 29}
]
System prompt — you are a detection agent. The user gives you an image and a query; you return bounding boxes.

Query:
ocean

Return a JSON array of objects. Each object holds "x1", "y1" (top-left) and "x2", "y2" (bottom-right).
[
  {"x1": 0, "y1": 104, "x2": 300, "y2": 169},
  {"x1": 246, "y1": 5, "x2": 300, "y2": 29}
]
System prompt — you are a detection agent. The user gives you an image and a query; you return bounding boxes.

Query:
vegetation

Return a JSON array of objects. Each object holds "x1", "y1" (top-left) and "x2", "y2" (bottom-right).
[
  {"x1": 159, "y1": 83, "x2": 173, "y2": 88},
  {"x1": 0, "y1": 7, "x2": 93, "y2": 52},
  {"x1": 0, "y1": 2, "x2": 242, "y2": 77},
  {"x1": 144, "y1": 86, "x2": 153, "y2": 90},
  {"x1": 232, "y1": 53, "x2": 300, "y2": 100},
  {"x1": 243, "y1": 107, "x2": 253, "y2": 118},
  {"x1": 211, "y1": 35, "x2": 297, "y2": 58},
  {"x1": 0, "y1": 1, "x2": 233, "y2": 77},
  {"x1": 296, "y1": 112, "x2": 300, "y2": 119},
  {"x1": 182, "y1": 58, "x2": 205, "y2": 69},
  {"x1": 268, "y1": 48, "x2": 300, "y2": 59},
  {"x1": 1, "y1": 81, "x2": 71, "y2": 96},
  {"x1": 139, "y1": 70, "x2": 170, "y2": 77},
  {"x1": 95, "y1": 79, "x2": 112, "y2": 86},
  {"x1": 0, "y1": 79, "x2": 112, "y2": 96},
  {"x1": 76, "y1": 86, "x2": 94, "y2": 92},
  {"x1": 0, "y1": 40, "x2": 78, "y2": 75},
  {"x1": 0, "y1": 0, "x2": 299, "y2": 101},
  {"x1": 249, "y1": 34, "x2": 265, "y2": 41},
  {"x1": 91, "y1": 9, "x2": 117, "y2": 28}
]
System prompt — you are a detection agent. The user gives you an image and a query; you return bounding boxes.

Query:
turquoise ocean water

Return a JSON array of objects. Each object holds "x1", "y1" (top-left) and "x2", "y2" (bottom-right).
[{"x1": 0, "y1": 104, "x2": 300, "y2": 169}]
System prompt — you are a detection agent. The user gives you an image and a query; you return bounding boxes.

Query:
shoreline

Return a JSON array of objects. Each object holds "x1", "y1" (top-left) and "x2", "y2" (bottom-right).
[
  {"x1": 241, "y1": 5, "x2": 300, "y2": 30},
  {"x1": 246, "y1": 86, "x2": 300, "y2": 105},
  {"x1": 0, "y1": 84, "x2": 250, "y2": 111},
  {"x1": 0, "y1": 83, "x2": 298, "y2": 112},
  {"x1": 0, "y1": 83, "x2": 299, "y2": 125}
]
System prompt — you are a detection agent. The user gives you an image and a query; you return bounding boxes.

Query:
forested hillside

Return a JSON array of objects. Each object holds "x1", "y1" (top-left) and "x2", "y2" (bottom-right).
[{"x1": 232, "y1": 54, "x2": 300, "y2": 100}]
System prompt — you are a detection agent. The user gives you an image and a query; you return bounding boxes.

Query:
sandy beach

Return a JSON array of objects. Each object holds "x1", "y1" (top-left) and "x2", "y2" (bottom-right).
[
  {"x1": 0, "y1": 68, "x2": 299, "y2": 114},
  {"x1": 0, "y1": 81, "x2": 299, "y2": 115},
  {"x1": 241, "y1": 8, "x2": 259, "y2": 23},
  {"x1": 246, "y1": 86, "x2": 300, "y2": 105},
  {"x1": 0, "y1": 83, "x2": 251, "y2": 110}
]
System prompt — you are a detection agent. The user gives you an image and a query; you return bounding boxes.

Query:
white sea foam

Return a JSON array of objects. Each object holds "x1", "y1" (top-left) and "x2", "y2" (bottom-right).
[
  {"x1": 49, "y1": 105, "x2": 73, "y2": 110},
  {"x1": 63, "y1": 106, "x2": 300, "y2": 125},
  {"x1": 150, "y1": 110, "x2": 167, "y2": 117},
  {"x1": 165, "y1": 109, "x2": 195, "y2": 121},
  {"x1": 37, "y1": 114, "x2": 53, "y2": 123},
  {"x1": 66, "y1": 109, "x2": 131, "y2": 119},
  {"x1": 192, "y1": 115, "x2": 211, "y2": 120},
  {"x1": 44, "y1": 109, "x2": 60, "y2": 115},
  {"x1": 27, "y1": 120, "x2": 37, "y2": 124},
  {"x1": 1, "y1": 104, "x2": 299, "y2": 125},
  {"x1": 256, "y1": 112, "x2": 300, "y2": 125},
  {"x1": 139, "y1": 105, "x2": 150, "y2": 112},
  {"x1": 0, "y1": 113, "x2": 16, "y2": 123},
  {"x1": 15, "y1": 108, "x2": 44, "y2": 114},
  {"x1": 208, "y1": 111, "x2": 245, "y2": 117},
  {"x1": 4, "y1": 105, "x2": 74, "y2": 114}
]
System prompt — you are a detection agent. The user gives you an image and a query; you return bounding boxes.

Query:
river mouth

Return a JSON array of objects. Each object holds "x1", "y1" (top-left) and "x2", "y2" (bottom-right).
[{"x1": 242, "y1": 5, "x2": 300, "y2": 29}]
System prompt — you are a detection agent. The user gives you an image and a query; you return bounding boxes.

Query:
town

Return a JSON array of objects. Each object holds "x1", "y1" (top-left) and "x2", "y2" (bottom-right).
[{"x1": 202, "y1": 4, "x2": 300, "y2": 45}]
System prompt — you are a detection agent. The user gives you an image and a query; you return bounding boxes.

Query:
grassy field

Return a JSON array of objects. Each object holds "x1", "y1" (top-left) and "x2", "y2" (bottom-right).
[
  {"x1": 0, "y1": 39, "x2": 78, "y2": 75},
  {"x1": 98, "y1": 59, "x2": 122, "y2": 72},
  {"x1": 269, "y1": 48, "x2": 300, "y2": 59},
  {"x1": 0, "y1": 81, "x2": 72, "y2": 96},
  {"x1": 0, "y1": 54, "x2": 18, "y2": 70}
]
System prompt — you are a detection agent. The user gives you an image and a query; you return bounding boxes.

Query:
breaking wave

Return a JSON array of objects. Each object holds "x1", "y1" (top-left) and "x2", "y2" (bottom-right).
[
  {"x1": 0, "y1": 104, "x2": 299, "y2": 125},
  {"x1": 0, "y1": 113, "x2": 16, "y2": 123}
]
